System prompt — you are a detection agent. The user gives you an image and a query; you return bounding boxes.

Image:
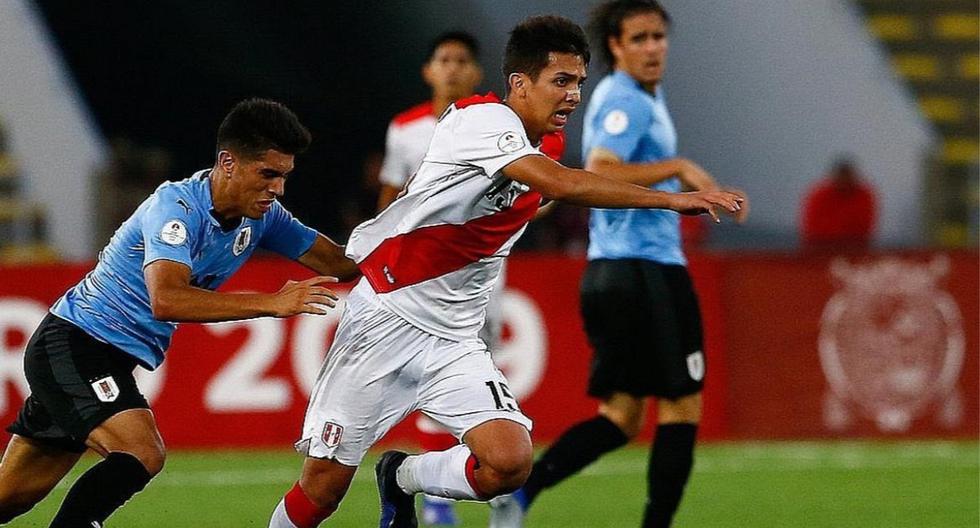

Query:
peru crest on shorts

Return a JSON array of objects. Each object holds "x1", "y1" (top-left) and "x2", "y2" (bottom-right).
[{"x1": 322, "y1": 422, "x2": 344, "y2": 448}]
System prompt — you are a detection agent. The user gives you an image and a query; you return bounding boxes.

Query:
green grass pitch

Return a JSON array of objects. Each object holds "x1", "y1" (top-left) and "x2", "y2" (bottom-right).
[{"x1": 7, "y1": 441, "x2": 977, "y2": 527}]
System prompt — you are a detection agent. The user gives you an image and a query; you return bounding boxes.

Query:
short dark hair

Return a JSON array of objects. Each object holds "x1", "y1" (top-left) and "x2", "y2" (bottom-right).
[
  {"x1": 503, "y1": 15, "x2": 590, "y2": 91},
  {"x1": 216, "y1": 98, "x2": 312, "y2": 159},
  {"x1": 426, "y1": 31, "x2": 480, "y2": 62},
  {"x1": 588, "y1": 0, "x2": 671, "y2": 67}
]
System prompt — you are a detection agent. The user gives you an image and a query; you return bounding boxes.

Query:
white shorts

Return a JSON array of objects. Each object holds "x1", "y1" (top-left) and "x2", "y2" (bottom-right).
[{"x1": 296, "y1": 281, "x2": 532, "y2": 466}]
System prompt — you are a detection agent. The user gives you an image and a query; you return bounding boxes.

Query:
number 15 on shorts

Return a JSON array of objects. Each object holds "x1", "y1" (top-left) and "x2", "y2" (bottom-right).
[{"x1": 485, "y1": 380, "x2": 519, "y2": 411}]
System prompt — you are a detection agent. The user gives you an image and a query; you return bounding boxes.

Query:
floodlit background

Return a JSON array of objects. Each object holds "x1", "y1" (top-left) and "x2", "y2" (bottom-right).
[{"x1": 0, "y1": 1, "x2": 976, "y2": 526}]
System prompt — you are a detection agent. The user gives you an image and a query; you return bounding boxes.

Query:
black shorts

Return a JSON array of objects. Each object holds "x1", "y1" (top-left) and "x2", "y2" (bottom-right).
[
  {"x1": 580, "y1": 259, "x2": 705, "y2": 399},
  {"x1": 6, "y1": 313, "x2": 149, "y2": 453}
]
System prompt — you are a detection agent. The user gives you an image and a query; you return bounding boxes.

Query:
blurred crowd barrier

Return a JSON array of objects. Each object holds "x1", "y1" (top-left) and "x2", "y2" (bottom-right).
[{"x1": 0, "y1": 250, "x2": 975, "y2": 448}]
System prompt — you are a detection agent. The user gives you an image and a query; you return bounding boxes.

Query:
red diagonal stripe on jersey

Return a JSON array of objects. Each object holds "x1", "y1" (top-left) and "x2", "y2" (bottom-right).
[{"x1": 359, "y1": 191, "x2": 541, "y2": 293}]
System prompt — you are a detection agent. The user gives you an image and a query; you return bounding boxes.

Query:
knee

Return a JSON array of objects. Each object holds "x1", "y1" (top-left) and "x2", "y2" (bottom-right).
[
  {"x1": 127, "y1": 446, "x2": 166, "y2": 476},
  {"x1": 478, "y1": 443, "x2": 533, "y2": 496},
  {"x1": 599, "y1": 405, "x2": 644, "y2": 439},
  {"x1": 658, "y1": 393, "x2": 702, "y2": 424},
  {"x1": 598, "y1": 394, "x2": 647, "y2": 440}
]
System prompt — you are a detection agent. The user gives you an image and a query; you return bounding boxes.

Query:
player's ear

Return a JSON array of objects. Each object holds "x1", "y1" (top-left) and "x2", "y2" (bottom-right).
[
  {"x1": 608, "y1": 35, "x2": 624, "y2": 64},
  {"x1": 217, "y1": 150, "x2": 235, "y2": 177},
  {"x1": 473, "y1": 64, "x2": 484, "y2": 87},
  {"x1": 508, "y1": 73, "x2": 526, "y2": 97},
  {"x1": 422, "y1": 62, "x2": 435, "y2": 88}
]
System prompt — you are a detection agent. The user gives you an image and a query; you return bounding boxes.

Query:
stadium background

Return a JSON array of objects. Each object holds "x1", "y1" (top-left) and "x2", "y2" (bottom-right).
[{"x1": 0, "y1": 0, "x2": 976, "y2": 526}]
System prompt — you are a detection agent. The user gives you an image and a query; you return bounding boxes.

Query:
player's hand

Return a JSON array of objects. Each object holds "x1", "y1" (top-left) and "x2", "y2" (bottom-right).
[
  {"x1": 270, "y1": 276, "x2": 340, "y2": 317},
  {"x1": 669, "y1": 191, "x2": 744, "y2": 223},
  {"x1": 726, "y1": 188, "x2": 750, "y2": 224}
]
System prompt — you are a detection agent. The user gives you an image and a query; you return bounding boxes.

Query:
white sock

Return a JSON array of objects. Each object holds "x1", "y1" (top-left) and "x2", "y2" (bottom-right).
[
  {"x1": 269, "y1": 499, "x2": 299, "y2": 528},
  {"x1": 396, "y1": 444, "x2": 481, "y2": 500}
]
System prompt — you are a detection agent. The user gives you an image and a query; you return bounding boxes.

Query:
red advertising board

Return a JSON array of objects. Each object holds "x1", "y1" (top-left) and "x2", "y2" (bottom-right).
[{"x1": 0, "y1": 251, "x2": 976, "y2": 450}]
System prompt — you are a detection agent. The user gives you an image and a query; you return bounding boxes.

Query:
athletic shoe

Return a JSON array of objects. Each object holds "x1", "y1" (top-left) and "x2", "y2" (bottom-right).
[
  {"x1": 376, "y1": 451, "x2": 418, "y2": 528},
  {"x1": 421, "y1": 495, "x2": 458, "y2": 526},
  {"x1": 487, "y1": 488, "x2": 528, "y2": 528}
]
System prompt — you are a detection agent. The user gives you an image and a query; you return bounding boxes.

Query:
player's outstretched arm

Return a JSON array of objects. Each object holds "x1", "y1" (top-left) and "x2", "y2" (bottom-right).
[
  {"x1": 585, "y1": 148, "x2": 715, "y2": 189},
  {"x1": 297, "y1": 234, "x2": 361, "y2": 282},
  {"x1": 144, "y1": 260, "x2": 340, "y2": 322},
  {"x1": 585, "y1": 149, "x2": 750, "y2": 223},
  {"x1": 503, "y1": 155, "x2": 742, "y2": 221}
]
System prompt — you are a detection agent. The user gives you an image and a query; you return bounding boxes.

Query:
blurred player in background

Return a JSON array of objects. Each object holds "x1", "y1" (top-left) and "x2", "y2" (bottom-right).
[
  {"x1": 490, "y1": 2, "x2": 749, "y2": 527},
  {"x1": 378, "y1": 30, "x2": 565, "y2": 527},
  {"x1": 0, "y1": 98, "x2": 357, "y2": 528},
  {"x1": 268, "y1": 14, "x2": 742, "y2": 528}
]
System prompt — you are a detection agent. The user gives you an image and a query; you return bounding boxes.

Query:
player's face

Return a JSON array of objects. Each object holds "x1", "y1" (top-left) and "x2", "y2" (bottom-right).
[
  {"x1": 423, "y1": 41, "x2": 482, "y2": 101},
  {"x1": 522, "y1": 52, "x2": 587, "y2": 139},
  {"x1": 610, "y1": 11, "x2": 669, "y2": 90},
  {"x1": 229, "y1": 149, "x2": 294, "y2": 219}
]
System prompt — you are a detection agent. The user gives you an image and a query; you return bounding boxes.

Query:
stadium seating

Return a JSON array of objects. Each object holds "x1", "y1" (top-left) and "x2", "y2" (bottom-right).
[
  {"x1": 858, "y1": 0, "x2": 979, "y2": 246},
  {"x1": 0, "y1": 120, "x2": 58, "y2": 263}
]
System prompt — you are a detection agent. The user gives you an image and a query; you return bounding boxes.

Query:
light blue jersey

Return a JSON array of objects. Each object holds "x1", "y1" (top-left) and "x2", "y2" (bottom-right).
[
  {"x1": 583, "y1": 70, "x2": 684, "y2": 265},
  {"x1": 51, "y1": 170, "x2": 317, "y2": 369}
]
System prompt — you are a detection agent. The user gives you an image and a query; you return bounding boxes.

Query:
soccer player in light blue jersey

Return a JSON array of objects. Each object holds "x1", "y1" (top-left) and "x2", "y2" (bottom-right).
[
  {"x1": 0, "y1": 98, "x2": 358, "y2": 527},
  {"x1": 491, "y1": 2, "x2": 748, "y2": 528}
]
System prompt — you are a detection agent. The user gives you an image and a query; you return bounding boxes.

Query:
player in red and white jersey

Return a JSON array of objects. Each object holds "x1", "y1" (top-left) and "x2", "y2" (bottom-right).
[
  {"x1": 269, "y1": 15, "x2": 742, "y2": 528},
  {"x1": 377, "y1": 32, "x2": 484, "y2": 212},
  {"x1": 376, "y1": 31, "x2": 566, "y2": 527}
]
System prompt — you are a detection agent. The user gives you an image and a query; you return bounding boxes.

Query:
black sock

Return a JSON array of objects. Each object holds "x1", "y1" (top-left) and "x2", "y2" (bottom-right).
[
  {"x1": 49, "y1": 452, "x2": 153, "y2": 528},
  {"x1": 642, "y1": 423, "x2": 698, "y2": 528},
  {"x1": 523, "y1": 415, "x2": 629, "y2": 506}
]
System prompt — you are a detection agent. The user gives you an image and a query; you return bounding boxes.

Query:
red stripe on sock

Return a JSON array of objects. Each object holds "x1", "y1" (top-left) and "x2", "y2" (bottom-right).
[
  {"x1": 284, "y1": 481, "x2": 335, "y2": 528},
  {"x1": 464, "y1": 454, "x2": 489, "y2": 500}
]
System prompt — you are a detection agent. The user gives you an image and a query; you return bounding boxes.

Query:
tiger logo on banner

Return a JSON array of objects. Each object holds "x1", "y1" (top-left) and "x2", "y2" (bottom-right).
[{"x1": 818, "y1": 256, "x2": 965, "y2": 432}]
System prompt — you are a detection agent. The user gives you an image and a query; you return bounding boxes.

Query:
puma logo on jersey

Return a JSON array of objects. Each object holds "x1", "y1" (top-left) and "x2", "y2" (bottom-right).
[{"x1": 383, "y1": 266, "x2": 396, "y2": 284}]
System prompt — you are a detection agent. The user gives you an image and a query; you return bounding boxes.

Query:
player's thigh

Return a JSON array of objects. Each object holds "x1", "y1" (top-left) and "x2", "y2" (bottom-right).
[
  {"x1": 417, "y1": 341, "x2": 532, "y2": 443},
  {"x1": 580, "y1": 260, "x2": 677, "y2": 397},
  {"x1": 297, "y1": 290, "x2": 429, "y2": 466},
  {"x1": 650, "y1": 265, "x2": 706, "y2": 399},
  {"x1": 15, "y1": 314, "x2": 151, "y2": 454},
  {"x1": 0, "y1": 434, "x2": 81, "y2": 505}
]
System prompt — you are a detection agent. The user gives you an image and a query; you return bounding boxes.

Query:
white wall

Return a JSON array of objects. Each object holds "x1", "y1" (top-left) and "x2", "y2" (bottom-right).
[
  {"x1": 0, "y1": 0, "x2": 106, "y2": 260},
  {"x1": 660, "y1": 0, "x2": 935, "y2": 245}
]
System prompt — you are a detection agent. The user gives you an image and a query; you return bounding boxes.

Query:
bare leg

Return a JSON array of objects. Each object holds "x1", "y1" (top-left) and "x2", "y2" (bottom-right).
[{"x1": 0, "y1": 435, "x2": 82, "y2": 523}]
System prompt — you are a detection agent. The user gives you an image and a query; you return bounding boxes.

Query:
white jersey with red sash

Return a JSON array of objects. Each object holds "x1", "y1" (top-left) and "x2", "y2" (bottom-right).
[{"x1": 346, "y1": 93, "x2": 546, "y2": 341}]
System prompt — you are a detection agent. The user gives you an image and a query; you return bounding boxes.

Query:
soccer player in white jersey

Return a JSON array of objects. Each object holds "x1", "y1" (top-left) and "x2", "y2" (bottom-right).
[
  {"x1": 268, "y1": 15, "x2": 742, "y2": 528},
  {"x1": 377, "y1": 31, "x2": 567, "y2": 527},
  {"x1": 377, "y1": 32, "x2": 483, "y2": 526}
]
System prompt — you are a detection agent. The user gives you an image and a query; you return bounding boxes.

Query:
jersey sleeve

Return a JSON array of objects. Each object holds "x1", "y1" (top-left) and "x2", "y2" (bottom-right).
[
  {"x1": 141, "y1": 187, "x2": 196, "y2": 269},
  {"x1": 257, "y1": 201, "x2": 318, "y2": 259},
  {"x1": 588, "y1": 95, "x2": 652, "y2": 161},
  {"x1": 378, "y1": 123, "x2": 411, "y2": 188},
  {"x1": 452, "y1": 105, "x2": 543, "y2": 177}
]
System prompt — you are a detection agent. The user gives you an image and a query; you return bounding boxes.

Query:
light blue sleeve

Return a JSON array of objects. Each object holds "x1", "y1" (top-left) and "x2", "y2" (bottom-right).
[
  {"x1": 258, "y1": 202, "x2": 318, "y2": 260},
  {"x1": 588, "y1": 95, "x2": 652, "y2": 161},
  {"x1": 141, "y1": 187, "x2": 196, "y2": 269}
]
